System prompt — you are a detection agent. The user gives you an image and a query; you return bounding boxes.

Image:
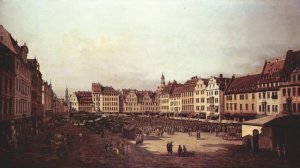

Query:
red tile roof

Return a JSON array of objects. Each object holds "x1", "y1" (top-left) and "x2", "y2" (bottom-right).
[
  {"x1": 75, "y1": 91, "x2": 93, "y2": 103},
  {"x1": 259, "y1": 59, "x2": 285, "y2": 84},
  {"x1": 91, "y1": 83, "x2": 119, "y2": 95},
  {"x1": 225, "y1": 74, "x2": 260, "y2": 94}
]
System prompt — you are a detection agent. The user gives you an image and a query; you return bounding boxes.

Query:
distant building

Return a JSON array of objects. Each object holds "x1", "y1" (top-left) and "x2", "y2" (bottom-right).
[
  {"x1": 157, "y1": 78, "x2": 178, "y2": 114},
  {"x1": 225, "y1": 74, "x2": 260, "y2": 121},
  {"x1": 75, "y1": 91, "x2": 93, "y2": 112},
  {"x1": 194, "y1": 78, "x2": 209, "y2": 118},
  {"x1": 69, "y1": 92, "x2": 78, "y2": 112},
  {"x1": 180, "y1": 77, "x2": 198, "y2": 116},
  {"x1": 91, "y1": 83, "x2": 120, "y2": 113},
  {"x1": 42, "y1": 81, "x2": 53, "y2": 122},
  {"x1": 122, "y1": 89, "x2": 158, "y2": 113}
]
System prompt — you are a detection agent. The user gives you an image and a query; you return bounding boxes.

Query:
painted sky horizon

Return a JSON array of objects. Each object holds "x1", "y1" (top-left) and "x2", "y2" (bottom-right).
[{"x1": 1, "y1": 0, "x2": 300, "y2": 98}]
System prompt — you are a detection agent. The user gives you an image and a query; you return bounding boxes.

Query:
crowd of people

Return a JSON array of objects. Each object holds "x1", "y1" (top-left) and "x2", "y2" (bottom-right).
[{"x1": 106, "y1": 116, "x2": 242, "y2": 141}]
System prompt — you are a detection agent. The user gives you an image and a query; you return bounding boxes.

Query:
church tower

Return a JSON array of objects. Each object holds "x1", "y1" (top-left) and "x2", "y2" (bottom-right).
[{"x1": 65, "y1": 85, "x2": 69, "y2": 103}]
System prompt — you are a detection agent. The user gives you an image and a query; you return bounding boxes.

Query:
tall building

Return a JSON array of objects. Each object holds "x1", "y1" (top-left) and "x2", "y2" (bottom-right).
[
  {"x1": 28, "y1": 58, "x2": 43, "y2": 132},
  {"x1": 194, "y1": 78, "x2": 209, "y2": 118},
  {"x1": 279, "y1": 50, "x2": 300, "y2": 114},
  {"x1": 0, "y1": 32, "x2": 15, "y2": 149}
]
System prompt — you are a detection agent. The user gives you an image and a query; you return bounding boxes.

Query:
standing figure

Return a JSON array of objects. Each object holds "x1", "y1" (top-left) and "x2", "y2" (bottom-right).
[
  {"x1": 166, "y1": 142, "x2": 170, "y2": 155},
  {"x1": 276, "y1": 144, "x2": 281, "y2": 159},
  {"x1": 183, "y1": 145, "x2": 187, "y2": 156},
  {"x1": 169, "y1": 142, "x2": 173, "y2": 155},
  {"x1": 282, "y1": 144, "x2": 287, "y2": 159},
  {"x1": 178, "y1": 145, "x2": 183, "y2": 157}
]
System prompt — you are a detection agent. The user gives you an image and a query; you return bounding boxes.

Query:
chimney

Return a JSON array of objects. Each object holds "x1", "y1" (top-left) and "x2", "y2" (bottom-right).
[{"x1": 219, "y1": 74, "x2": 223, "y2": 78}]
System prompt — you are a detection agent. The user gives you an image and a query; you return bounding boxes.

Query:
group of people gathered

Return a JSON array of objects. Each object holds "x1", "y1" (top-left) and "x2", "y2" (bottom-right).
[
  {"x1": 166, "y1": 141, "x2": 192, "y2": 157},
  {"x1": 104, "y1": 138, "x2": 131, "y2": 156}
]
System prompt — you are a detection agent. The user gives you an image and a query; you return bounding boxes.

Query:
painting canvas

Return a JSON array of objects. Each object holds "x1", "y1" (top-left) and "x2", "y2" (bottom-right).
[{"x1": 1, "y1": 0, "x2": 300, "y2": 168}]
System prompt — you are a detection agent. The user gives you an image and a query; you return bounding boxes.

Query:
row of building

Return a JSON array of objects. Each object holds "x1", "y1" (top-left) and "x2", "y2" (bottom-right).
[
  {"x1": 69, "y1": 50, "x2": 300, "y2": 122},
  {"x1": 0, "y1": 25, "x2": 68, "y2": 150}
]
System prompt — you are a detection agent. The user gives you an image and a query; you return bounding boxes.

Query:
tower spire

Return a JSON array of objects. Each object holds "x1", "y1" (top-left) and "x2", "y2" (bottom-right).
[{"x1": 161, "y1": 72, "x2": 165, "y2": 86}]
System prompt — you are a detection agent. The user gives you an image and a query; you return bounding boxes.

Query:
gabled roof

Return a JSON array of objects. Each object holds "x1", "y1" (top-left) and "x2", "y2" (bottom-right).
[
  {"x1": 259, "y1": 59, "x2": 285, "y2": 84},
  {"x1": 0, "y1": 25, "x2": 17, "y2": 54},
  {"x1": 122, "y1": 89, "x2": 157, "y2": 103}
]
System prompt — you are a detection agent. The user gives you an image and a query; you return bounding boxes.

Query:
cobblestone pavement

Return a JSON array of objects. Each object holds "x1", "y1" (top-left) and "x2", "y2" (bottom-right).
[{"x1": 0, "y1": 124, "x2": 299, "y2": 168}]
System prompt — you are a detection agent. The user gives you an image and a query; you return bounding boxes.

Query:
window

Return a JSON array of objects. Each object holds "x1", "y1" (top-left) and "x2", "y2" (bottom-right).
[
  {"x1": 263, "y1": 92, "x2": 266, "y2": 99},
  {"x1": 240, "y1": 95, "x2": 244, "y2": 100},
  {"x1": 288, "y1": 88, "x2": 291, "y2": 97},
  {"x1": 252, "y1": 104, "x2": 254, "y2": 110},
  {"x1": 283, "y1": 103, "x2": 286, "y2": 111},
  {"x1": 267, "y1": 92, "x2": 270, "y2": 99},
  {"x1": 245, "y1": 94, "x2": 248, "y2": 100},
  {"x1": 298, "y1": 103, "x2": 300, "y2": 113},
  {"x1": 259, "y1": 93, "x2": 261, "y2": 99},
  {"x1": 259, "y1": 105, "x2": 261, "y2": 112},
  {"x1": 234, "y1": 95, "x2": 236, "y2": 100},
  {"x1": 293, "y1": 88, "x2": 296, "y2": 96},
  {"x1": 293, "y1": 103, "x2": 296, "y2": 112},
  {"x1": 267, "y1": 105, "x2": 270, "y2": 112},
  {"x1": 283, "y1": 89, "x2": 286, "y2": 96},
  {"x1": 252, "y1": 93, "x2": 255, "y2": 99},
  {"x1": 298, "y1": 87, "x2": 300, "y2": 96},
  {"x1": 240, "y1": 104, "x2": 243, "y2": 110},
  {"x1": 293, "y1": 75, "x2": 296, "y2": 82},
  {"x1": 246, "y1": 104, "x2": 248, "y2": 110},
  {"x1": 272, "y1": 92, "x2": 278, "y2": 99},
  {"x1": 234, "y1": 103, "x2": 237, "y2": 110}
]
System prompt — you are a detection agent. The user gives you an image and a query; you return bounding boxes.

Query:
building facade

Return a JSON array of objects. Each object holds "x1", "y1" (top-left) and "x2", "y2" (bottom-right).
[{"x1": 225, "y1": 74, "x2": 260, "y2": 121}]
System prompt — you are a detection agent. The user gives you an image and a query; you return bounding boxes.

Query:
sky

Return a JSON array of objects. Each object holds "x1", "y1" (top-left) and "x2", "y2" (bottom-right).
[{"x1": 1, "y1": 0, "x2": 300, "y2": 98}]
